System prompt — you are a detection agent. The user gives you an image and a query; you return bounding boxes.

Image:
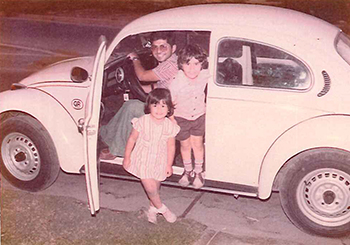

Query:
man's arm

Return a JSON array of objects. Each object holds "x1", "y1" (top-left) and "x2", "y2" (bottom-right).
[{"x1": 128, "y1": 53, "x2": 159, "y2": 82}]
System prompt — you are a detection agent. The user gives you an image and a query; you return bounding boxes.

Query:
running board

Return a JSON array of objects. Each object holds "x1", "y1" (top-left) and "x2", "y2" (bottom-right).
[{"x1": 80, "y1": 162, "x2": 258, "y2": 197}]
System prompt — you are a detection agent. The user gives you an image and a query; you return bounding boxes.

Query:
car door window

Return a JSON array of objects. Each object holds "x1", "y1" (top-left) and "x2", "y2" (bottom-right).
[{"x1": 216, "y1": 38, "x2": 311, "y2": 90}]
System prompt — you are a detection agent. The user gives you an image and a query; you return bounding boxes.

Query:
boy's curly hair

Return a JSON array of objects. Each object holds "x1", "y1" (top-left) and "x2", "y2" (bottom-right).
[
  {"x1": 144, "y1": 88, "x2": 175, "y2": 117},
  {"x1": 177, "y1": 44, "x2": 208, "y2": 70}
]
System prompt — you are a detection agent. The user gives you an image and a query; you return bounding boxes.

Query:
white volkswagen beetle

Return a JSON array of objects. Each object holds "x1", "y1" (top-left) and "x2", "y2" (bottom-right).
[{"x1": 1, "y1": 4, "x2": 350, "y2": 237}]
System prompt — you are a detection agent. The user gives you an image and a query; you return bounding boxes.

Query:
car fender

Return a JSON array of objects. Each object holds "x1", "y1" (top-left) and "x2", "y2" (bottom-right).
[
  {"x1": 258, "y1": 115, "x2": 350, "y2": 199},
  {"x1": 0, "y1": 89, "x2": 84, "y2": 173}
]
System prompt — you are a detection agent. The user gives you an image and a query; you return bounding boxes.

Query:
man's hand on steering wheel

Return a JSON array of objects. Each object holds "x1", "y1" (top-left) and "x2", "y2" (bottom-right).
[{"x1": 127, "y1": 52, "x2": 139, "y2": 61}]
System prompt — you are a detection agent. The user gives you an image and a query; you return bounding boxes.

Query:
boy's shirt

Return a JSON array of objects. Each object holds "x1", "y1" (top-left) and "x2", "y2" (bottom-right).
[
  {"x1": 169, "y1": 69, "x2": 210, "y2": 120},
  {"x1": 153, "y1": 54, "x2": 178, "y2": 88}
]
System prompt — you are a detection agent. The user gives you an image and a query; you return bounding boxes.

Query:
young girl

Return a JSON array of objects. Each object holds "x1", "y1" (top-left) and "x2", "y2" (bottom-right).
[
  {"x1": 123, "y1": 88, "x2": 180, "y2": 224},
  {"x1": 169, "y1": 44, "x2": 210, "y2": 189}
]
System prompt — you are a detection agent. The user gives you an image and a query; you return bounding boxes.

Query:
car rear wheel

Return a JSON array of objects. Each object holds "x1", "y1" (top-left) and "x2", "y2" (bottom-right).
[
  {"x1": 0, "y1": 114, "x2": 60, "y2": 191},
  {"x1": 279, "y1": 148, "x2": 350, "y2": 237}
]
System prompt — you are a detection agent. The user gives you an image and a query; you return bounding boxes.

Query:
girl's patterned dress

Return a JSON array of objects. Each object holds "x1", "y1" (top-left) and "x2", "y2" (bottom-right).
[{"x1": 125, "y1": 114, "x2": 180, "y2": 181}]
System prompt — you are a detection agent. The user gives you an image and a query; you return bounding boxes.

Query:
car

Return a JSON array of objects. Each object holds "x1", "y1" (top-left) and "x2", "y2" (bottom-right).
[{"x1": 1, "y1": 3, "x2": 350, "y2": 237}]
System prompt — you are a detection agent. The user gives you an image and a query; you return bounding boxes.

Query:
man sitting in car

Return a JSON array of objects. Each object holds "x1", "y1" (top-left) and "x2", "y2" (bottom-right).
[{"x1": 100, "y1": 31, "x2": 178, "y2": 160}]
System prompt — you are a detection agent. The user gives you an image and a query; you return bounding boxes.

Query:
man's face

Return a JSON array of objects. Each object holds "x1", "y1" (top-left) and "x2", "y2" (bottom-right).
[{"x1": 151, "y1": 39, "x2": 175, "y2": 62}]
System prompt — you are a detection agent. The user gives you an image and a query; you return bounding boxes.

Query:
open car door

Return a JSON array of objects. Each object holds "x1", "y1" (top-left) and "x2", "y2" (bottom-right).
[{"x1": 83, "y1": 36, "x2": 106, "y2": 215}]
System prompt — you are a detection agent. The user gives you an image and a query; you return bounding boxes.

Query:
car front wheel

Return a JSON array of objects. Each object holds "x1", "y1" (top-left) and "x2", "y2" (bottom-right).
[
  {"x1": 0, "y1": 114, "x2": 60, "y2": 191},
  {"x1": 279, "y1": 148, "x2": 350, "y2": 237}
]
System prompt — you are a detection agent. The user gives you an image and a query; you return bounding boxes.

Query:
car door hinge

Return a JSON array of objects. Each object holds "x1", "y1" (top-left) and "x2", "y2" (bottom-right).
[{"x1": 78, "y1": 118, "x2": 85, "y2": 133}]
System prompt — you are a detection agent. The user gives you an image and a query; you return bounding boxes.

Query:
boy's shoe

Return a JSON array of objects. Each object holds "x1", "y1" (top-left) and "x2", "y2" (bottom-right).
[
  {"x1": 178, "y1": 170, "x2": 194, "y2": 187},
  {"x1": 193, "y1": 171, "x2": 205, "y2": 189},
  {"x1": 147, "y1": 206, "x2": 158, "y2": 224},
  {"x1": 157, "y1": 204, "x2": 177, "y2": 223}
]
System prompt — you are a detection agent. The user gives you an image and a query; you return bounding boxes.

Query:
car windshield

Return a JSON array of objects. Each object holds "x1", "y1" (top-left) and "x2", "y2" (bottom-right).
[
  {"x1": 336, "y1": 32, "x2": 350, "y2": 65},
  {"x1": 107, "y1": 34, "x2": 147, "y2": 64}
]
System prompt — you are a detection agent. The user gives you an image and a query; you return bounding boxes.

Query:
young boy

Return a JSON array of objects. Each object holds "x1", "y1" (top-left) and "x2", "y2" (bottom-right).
[{"x1": 169, "y1": 44, "x2": 210, "y2": 189}]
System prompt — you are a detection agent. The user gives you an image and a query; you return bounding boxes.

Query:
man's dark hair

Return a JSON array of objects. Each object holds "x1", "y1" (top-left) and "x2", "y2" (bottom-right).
[
  {"x1": 177, "y1": 44, "x2": 208, "y2": 70},
  {"x1": 144, "y1": 88, "x2": 175, "y2": 117},
  {"x1": 150, "y1": 31, "x2": 176, "y2": 46}
]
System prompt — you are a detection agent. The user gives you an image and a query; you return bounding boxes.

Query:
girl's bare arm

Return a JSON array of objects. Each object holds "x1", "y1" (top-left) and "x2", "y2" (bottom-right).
[
  {"x1": 166, "y1": 137, "x2": 176, "y2": 176},
  {"x1": 123, "y1": 128, "x2": 139, "y2": 169}
]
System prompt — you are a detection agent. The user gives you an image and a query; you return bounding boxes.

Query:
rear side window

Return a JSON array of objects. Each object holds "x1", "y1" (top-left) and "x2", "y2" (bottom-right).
[
  {"x1": 336, "y1": 32, "x2": 350, "y2": 65},
  {"x1": 216, "y1": 39, "x2": 311, "y2": 90}
]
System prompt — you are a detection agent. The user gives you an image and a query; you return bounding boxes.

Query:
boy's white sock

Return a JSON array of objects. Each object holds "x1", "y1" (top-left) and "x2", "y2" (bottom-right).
[
  {"x1": 183, "y1": 159, "x2": 193, "y2": 172},
  {"x1": 194, "y1": 160, "x2": 204, "y2": 173}
]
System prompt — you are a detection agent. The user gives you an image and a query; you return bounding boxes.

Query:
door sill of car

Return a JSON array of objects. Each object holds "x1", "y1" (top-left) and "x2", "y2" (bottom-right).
[{"x1": 80, "y1": 162, "x2": 258, "y2": 197}]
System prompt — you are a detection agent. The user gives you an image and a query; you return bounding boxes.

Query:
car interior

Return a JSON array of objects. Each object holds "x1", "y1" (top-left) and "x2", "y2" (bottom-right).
[{"x1": 98, "y1": 31, "x2": 211, "y2": 167}]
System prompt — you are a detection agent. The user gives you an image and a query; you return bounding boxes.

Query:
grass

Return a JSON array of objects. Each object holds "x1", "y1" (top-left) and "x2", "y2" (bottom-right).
[{"x1": 1, "y1": 188, "x2": 206, "y2": 244}]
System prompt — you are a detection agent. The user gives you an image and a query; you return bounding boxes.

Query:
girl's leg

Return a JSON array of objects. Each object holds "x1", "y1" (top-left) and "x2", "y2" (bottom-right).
[
  {"x1": 141, "y1": 179, "x2": 177, "y2": 223},
  {"x1": 141, "y1": 179, "x2": 161, "y2": 224},
  {"x1": 190, "y1": 135, "x2": 205, "y2": 188},
  {"x1": 141, "y1": 179, "x2": 162, "y2": 208}
]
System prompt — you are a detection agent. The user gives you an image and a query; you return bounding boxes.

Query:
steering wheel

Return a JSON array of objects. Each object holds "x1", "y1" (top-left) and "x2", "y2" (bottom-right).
[
  {"x1": 122, "y1": 51, "x2": 159, "y2": 102},
  {"x1": 122, "y1": 59, "x2": 148, "y2": 102}
]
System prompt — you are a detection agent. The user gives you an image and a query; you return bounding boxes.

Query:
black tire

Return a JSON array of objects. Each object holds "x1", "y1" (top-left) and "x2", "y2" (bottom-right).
[
  {"x1": 279, "y1": 148, "x2": 350, "y2": 237},
  {"x1": 0, "y1": 114, "x2": 60, "y2": 191}
]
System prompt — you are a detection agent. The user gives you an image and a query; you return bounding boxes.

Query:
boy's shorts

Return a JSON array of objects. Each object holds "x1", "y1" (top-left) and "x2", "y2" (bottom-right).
[{"x1": 175, "y1": 114, "x2": 205, "y2": 141}]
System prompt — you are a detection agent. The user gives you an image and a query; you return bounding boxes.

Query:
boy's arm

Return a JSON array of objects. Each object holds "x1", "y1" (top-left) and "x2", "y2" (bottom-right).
[
  {"x1": 123, "y1": 128, "x2": 139, "y2": 169},
  {"x1": 166, "y1": 137, "x2": 176, "y2": 177},
  {"x1": 169, "y1": 115, "x2": 177, "y2": 125}
]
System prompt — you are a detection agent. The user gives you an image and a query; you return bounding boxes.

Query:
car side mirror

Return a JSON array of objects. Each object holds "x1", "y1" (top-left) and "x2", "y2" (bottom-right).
[{"x1": 71, "y1": 67, "x2": 89, "y2": 83}]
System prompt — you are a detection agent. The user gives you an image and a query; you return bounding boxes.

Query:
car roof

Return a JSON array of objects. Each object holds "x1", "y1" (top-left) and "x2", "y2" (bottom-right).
[{"x1": 108, "y1": 4, "x2": 340, "y2": 57}]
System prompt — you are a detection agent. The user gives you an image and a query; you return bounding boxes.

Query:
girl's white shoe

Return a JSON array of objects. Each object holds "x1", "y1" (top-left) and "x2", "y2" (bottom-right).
[
  {"x1": 147, "y1": 206, "x2": 158, "y2": 224},
  {"x1": 157, "y1": 204, "x2": 177, "y2": 223}
]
